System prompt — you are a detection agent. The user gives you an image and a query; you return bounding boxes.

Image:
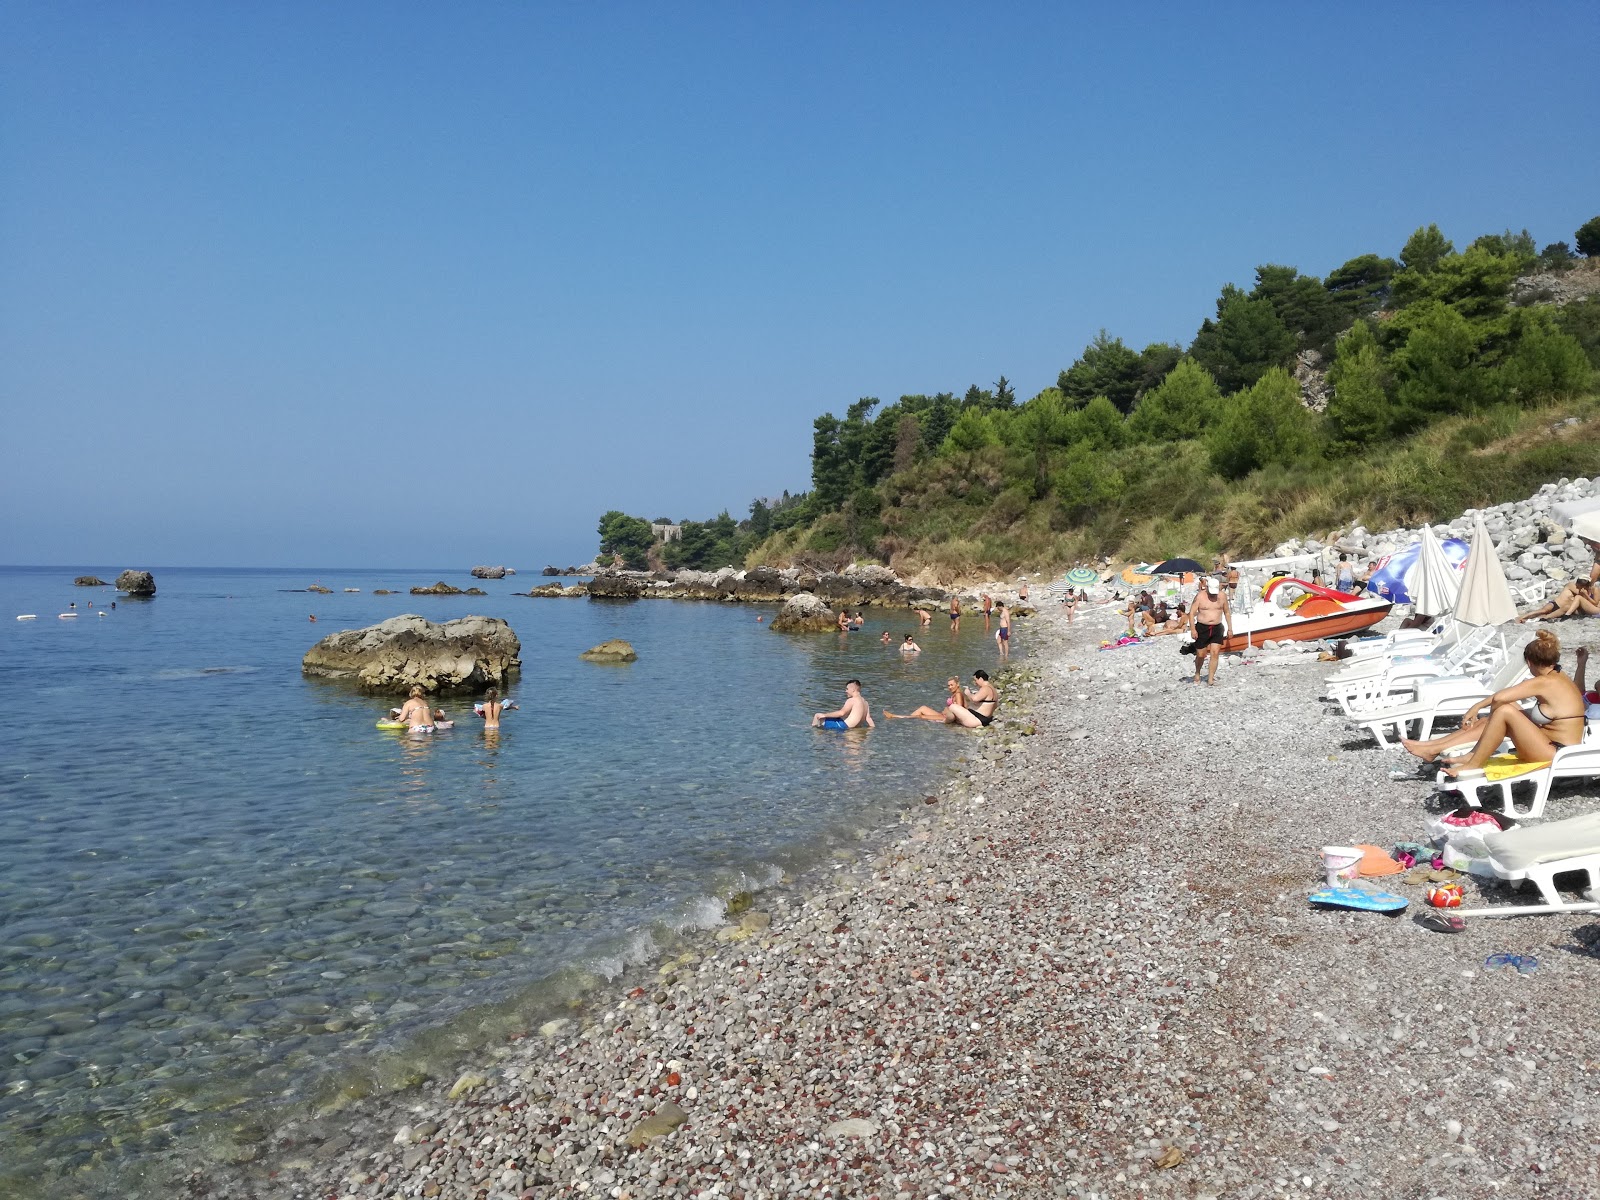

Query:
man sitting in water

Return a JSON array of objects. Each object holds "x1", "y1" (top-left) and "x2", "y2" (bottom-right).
[{"x1": 812, "y1": 679, "x2": 875, "y2": 730}]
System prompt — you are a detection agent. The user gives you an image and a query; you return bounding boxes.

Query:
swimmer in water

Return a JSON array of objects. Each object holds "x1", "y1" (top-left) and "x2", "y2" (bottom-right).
[
  {"x1": 474, "y1": 686, "x2": 510, "y2": 731},
  {"x1": 812, "y1": 679, "x2": 874, "y2": 730},
  {"x1": 900, "y1": 634, "x2": 922, "y2": 654},
  {"x1": 395, "y1": 685, "x2": 435, "y2": 733},
  {"x1": 880, "y1": 630, "x2": 892, "y2": 645}
]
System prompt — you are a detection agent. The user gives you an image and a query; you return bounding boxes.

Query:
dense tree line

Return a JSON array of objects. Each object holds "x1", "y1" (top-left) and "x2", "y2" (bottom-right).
[
  {"x1": 777, "y1": 215, "x2": 1598, "y2": 557},
  {"x1": 599, "y1": 214, "x2": 1600, "y2": 568}
]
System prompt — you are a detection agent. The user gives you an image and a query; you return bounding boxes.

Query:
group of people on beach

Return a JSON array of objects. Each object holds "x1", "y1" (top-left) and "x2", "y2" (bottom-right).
[{"x1": 810, "y1": 669, "x2": 1000, "y2": 731}]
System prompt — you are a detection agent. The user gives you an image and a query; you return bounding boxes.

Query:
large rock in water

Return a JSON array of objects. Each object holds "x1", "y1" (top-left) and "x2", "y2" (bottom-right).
[
  {"x1": 470, "y1": 565, "x2": 508, "y2": 579},
  {"x1": 410, "y1": 580, "x2": 464, "y2": 595},
  {"x1": 580, "y1": 638, "x2": 638, "y2": 663},
  {"x1": 302, "y1": 615, "x2": 521, "y2": 693},
  {"x1": 74, "y1": 576, "x2": 107, "y2": 587},
  {"x1": 770, "y1": 592, "x2": 835, "y2": 633},
  {"x1": 114, "y1": 570, "x2": 156, "y2": 596},
  {"x1": 587, "y1": 573, "x2": 644, "y2": 599}
]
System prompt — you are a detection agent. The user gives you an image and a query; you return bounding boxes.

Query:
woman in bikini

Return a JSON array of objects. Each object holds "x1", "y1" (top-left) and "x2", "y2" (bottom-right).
[
  {"x1": 395, "y1": 686, "x2": 436, "y2": 734},
  {"x1": 1517, "y1": 578, "x2": 1600, "y2": 622},
  {"x1": 885, "y1": 678, "x2": 984, "y2": 728},
  {"x1": 1400, "y1": 630, "x2": 1585, "y2": 775},
  {"x1": 963, "y1": 670, "x2": 999, "y2": 726}
]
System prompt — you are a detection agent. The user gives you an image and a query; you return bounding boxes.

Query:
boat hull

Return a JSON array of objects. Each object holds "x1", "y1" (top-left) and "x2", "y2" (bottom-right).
[{"x1": 1219, "y1": 602, "x2": 1393, "y2": 654}]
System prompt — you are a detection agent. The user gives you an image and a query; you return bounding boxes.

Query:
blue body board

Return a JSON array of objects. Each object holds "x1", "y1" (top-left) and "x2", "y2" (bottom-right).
[{"x1": 1309, "y1": 886, "x2": 1409, "y2": 913}]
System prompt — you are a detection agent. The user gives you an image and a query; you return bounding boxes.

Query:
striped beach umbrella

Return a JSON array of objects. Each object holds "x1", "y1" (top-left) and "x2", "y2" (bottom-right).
[{"x1": 1064, "y1": 567, "x2": 1098, "y2": 586}]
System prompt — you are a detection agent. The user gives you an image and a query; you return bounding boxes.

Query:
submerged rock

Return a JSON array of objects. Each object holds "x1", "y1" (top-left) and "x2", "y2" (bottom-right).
[
  {"x1": 302, "y1": 614, "x2": 521, "y2": 693},
  {"x1": 114, "y1": 569, "x2": 156, "y2": 597},
  {"x1": 770, "y1": 592, "x2": 835, "y2": 633},
  {"x1": 73, "y1": 575, "x2": 107, "y2": 587},
  {"x1": 410, "y1": 581, "x2": 463, "y2": 596},
  {"x1": 307, "y1": 585, "x2": 333, "y2": 594},
  {"x1": 579, "y1": 639, "x2": 638, "y2": 663}
]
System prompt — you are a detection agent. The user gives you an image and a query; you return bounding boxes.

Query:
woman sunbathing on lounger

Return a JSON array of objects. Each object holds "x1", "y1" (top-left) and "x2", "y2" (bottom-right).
[
  {"x1": 1400, "y1": 630, "x2": 1585, "y2": 775},
  {"x1": 1517, "y1": 578, "x2": 1599, "y2": 622},
  {"x1": 884, "y1": 678, "x2": 985, "y2": 728}
]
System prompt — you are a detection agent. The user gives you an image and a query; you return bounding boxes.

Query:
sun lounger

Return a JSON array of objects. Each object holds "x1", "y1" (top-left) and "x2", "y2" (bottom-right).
[
  {"x1": 1353, "y1": 643, "x2": 1532, "y2": 747},
  {"x1": 1477, "y1": 810, "x2": 1600, "y2": 906},
  {"x1": 1325, "y1": 625, "x2": 1497, "y2": 699},
  {"x1": 1333, "y1": 633, "x2": 1506, "y2": 716},
  {"x1": 1436, "y1": 724, "x2": 1600, "y2": 820},
  {"x1": 1331, "y1": 615, "x2": 1453, "y2": 663}
]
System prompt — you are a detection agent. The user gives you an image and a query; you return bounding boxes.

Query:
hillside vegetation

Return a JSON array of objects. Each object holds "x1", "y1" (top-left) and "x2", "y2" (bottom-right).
[{"x1": 600, "y1": 218, "x2": 1600, "y2": 579}]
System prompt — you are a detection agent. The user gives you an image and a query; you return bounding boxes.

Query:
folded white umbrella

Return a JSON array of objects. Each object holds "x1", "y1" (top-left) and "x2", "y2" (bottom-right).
[
  {"x1": 1452, "y1": 513, "x2": 1518, "y2": 627},
  {"x1": 1410, "y1": 524, "x2": 1462, "y2": 618}
]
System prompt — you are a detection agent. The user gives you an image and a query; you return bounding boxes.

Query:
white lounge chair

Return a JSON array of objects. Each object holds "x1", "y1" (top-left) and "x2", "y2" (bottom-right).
[
  {"x1": 1331, "y1": 629, "x2": 1503, "y2": 714},
  {"x1": 1478, "y1": 810, "x2": 1600, "y2": 907},
  {"x1": 1353, "y1": 642, "x2": 1533, "y2": 747},
  {"x1": 1436, "y1": 723, "x2": 1600, "y2": 820},
  {"x1": 1326, "y1": 617, "x2": 1458, "y2": 674}
]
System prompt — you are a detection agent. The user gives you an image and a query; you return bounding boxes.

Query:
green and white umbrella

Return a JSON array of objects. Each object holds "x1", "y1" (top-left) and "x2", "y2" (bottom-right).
[{"x1": 1064, "y1": 567, "x2": 1098, "y2": 586}]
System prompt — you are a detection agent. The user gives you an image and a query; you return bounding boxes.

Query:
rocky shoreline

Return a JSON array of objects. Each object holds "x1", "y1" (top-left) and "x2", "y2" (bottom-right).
[
  {"x1": 520, "y1": 564, "x2": 1035, "y2": 612},
  {"x1": 167, "y1": 601, "x2": 1600, "y2": 1199}
]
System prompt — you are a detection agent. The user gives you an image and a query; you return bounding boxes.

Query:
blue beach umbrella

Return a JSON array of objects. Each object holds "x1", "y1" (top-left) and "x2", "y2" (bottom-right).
[{"x1": 1367, "y1": 535, "x2": 1470, "y2": 605}]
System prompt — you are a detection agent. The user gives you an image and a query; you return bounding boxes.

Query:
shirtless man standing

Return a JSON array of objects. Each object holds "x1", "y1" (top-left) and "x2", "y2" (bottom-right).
[
  {"x1": 949, "y1": 595, "x2": 961, "y2": 632},
  {"x1": 813, "y1": 679, "x2": 875, "y2": 730},
  {"x1": 1189, "y1": 577, "x2": 1232, "y2": 686}
]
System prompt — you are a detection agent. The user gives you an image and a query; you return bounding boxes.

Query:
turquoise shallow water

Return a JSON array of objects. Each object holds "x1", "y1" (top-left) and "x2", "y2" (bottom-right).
[{"x1": 0, "y1": 566, "x2": 1017, "y2": 1193}]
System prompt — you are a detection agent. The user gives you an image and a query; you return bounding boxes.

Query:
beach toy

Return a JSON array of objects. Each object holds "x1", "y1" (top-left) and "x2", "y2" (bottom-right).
[
  {"x1": 1320, "y1": 845, "x2": 1363, "y2": 887},
  {"x1": 376, "y1": 720, "x2": 406, "y2": 730},
  {"x1": 1426, "y1": 882, "x2": 1465, "y2": 908},
  {"x1": 1309, "y1": 886, "x2": 1408, "y2": 913}
]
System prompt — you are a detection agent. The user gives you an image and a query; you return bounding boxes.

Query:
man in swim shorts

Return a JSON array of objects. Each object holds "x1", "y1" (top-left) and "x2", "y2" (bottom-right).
[
  {"x1": 949, "y1": 595, "x2": 961, "y2": 631},
  {"x1": 812, "y1": 679, "x2": 874, "y2": 730},
  {"x1": 994, "y1": 602, "x2": 1011, "y2": 657},
  {"x1": 1188, "y1": 577, "x2": 1232, "y2": 686}
]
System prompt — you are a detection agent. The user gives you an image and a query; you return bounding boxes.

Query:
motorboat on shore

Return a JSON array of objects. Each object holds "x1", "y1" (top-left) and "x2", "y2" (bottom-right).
[{"x1": 1220, "y1": 576, "x2": 1393, "y2": 653}]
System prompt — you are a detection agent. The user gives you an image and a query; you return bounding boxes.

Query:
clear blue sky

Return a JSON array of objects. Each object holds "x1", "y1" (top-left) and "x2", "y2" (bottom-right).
[{"x1": 4, "y1": 2, "x2": 1597, "y2": 568}]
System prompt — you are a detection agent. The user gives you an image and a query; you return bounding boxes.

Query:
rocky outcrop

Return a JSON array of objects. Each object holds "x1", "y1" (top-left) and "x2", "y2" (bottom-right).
[
  {"x1": 411, "y1": 581, "x2": 464, "y2": 596},
  {"x1": 579, "y1": 639, "x2": 638, "y2": 663},
  {"x1": 73, "y1": 576, "x2": 107, "y2": 587},
  {"x1": 1294, "y1": 349, "x2": 1330, "y2": 413},
  {"x1": 770, "y1": 592, "x2": 836, "y2": 633},
  {"x1": 464, "y1": 587, "x2": 487, "y2": 596},
  {"x1": 114, "y1": 570, "x2": 156, "y2": 596},
  {"x1": 373, "y1": 589, "x2": 395, "y2": 595},
  {"x1": 1510, "y1": 259, "x2": 1600, "y2": 308},
  {"x1": 470, "y1": 566, "x2": 508, "y2": 579},
  {"x1": 301, "y1": 615, "x2": 521, "y2": 694},
  {"x1": 586, "y1": 573, "x2": 644, "y2": 600},
  {"x1": 520, "y1": 582, "x2": 588, "y2": 598},
  {"x1": 307, "y1": 585, "x2": 334, "y2": 594}
]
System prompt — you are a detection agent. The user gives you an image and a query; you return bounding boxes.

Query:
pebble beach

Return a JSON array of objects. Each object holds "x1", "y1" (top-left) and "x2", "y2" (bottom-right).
[{"x1": 176, "y1": 603, "x2": 1600, "y2": 1200}]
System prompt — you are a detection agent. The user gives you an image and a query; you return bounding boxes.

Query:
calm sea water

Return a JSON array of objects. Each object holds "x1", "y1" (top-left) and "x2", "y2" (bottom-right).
[{"x1": 0, "y1": 566, "x2": 1018, "y2": 1194}]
